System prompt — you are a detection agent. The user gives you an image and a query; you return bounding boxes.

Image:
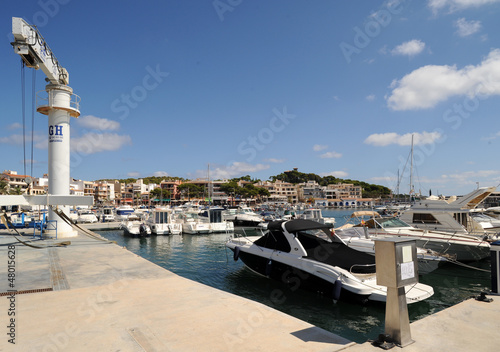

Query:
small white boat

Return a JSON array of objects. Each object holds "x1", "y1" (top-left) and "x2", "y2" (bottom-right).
[
  {"x1": 76, "y1": 209, "x2": 98, "y2": 224},
  {"x1": 146, "y1": 208, "x2": 182, "y2": 235},
  {"x1": 178, "y1": 212, "x2": 210, "y2": 234},
  {"x1": 199, "y1": 207, "x2": 234, "y2": 233},
  {"x1": 115, "y1": 205, "x2": 136, "y2": 221},
  {"x1": 120, "y1": 219, "x2": 151, "y2": 237},
  {"x1": 298, "y1": 208, "x2": 335, "y2": 226},
  {"x1": 99, "y1": 207, "x2": 115, "y2": 222},
  {"x1": 223, "y1": 206, "x2": 266, "y2": 228}
]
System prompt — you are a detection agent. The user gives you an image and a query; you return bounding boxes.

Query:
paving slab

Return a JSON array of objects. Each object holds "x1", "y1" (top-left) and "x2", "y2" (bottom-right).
[
  {"x1": 344, "y1": 294, "x2": 500, "y2": 352},
  {"x1": 0, "y1": 233, "x2": 354, "y2": 351}
]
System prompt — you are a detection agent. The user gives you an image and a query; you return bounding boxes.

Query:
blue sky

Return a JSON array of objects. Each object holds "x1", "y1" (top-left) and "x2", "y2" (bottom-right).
[{"x1": 1, "y1": 0, "x2": 500, "y2": 196}]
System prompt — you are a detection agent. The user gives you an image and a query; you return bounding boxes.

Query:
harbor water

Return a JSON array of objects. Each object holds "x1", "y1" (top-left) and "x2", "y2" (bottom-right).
[{"x1": 97, "y1": 209, "x2": 491, "y2": 343}]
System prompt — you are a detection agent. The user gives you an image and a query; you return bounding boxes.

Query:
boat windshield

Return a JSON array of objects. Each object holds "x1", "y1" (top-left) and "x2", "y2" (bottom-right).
[
  {"x1": 296, "y1": 228, "x2": 333, "y2": 243},
  {"x1": 377, "y1": 217, "x2": 411, "y2": 228}
]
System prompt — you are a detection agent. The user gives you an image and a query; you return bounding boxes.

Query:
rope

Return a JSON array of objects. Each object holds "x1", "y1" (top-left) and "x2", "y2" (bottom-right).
[
  {"x1": 1, "y1": 213, "x2": 70, "y2": 249},
  {"x1": 444, "y1": 258, "x2": 490, "y2": 273},
  {"x1": 51, "y1": 206, "x2": 116, "y2": 244}
]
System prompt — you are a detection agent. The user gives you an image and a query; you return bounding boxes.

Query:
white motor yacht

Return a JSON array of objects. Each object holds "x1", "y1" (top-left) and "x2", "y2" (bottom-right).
[
  {"x1": 120, "y1": 217, "x2": 151, "y2": 237},
  {"x1": 115, "y1": 205, "x2": 136, "y2": 221},
  {"x1": 226, "y1": 219, "x2": 434, "y2": 304},
  {"x1": 146, "y1": 208, "x2": 182, "y2": 235},
  {"x1": 76, "y1": 209, "x2": 98, "y2": 224},
  {"x1": 335, "y1": 212, "x2": 450, "y2": 274},
  {"x1": 337, "y1": 211, "x2": 490, "y2": 262},
  {"x1": 223, "y1": 206, "x2": 266, "y2": 228},
  {"x1": 178, "y1": 211, "x2": 210, "y2": 234},
  {"x1": 298, "y1": 208, "x2": 335, "y2": 226},
  {"x1": 199, "y1": 207, "x2": 234, "y2": 233},
  {"x1": 399, "y1": 187, "x2": 497, "y2": 239}
]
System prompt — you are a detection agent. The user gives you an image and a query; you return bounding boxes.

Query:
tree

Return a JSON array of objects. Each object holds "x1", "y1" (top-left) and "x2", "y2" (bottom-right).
[
  {"x1": 177, "y1": 183, "x2": 203, "y2": 201},
  {"x1": 0, "y1": 177, "x2": 8, "y2": 195},
  {"x1": 257, "y1": 187, "x2": 270, "y2": 202},
  {"x1": 150, "y1": 188, "x2": 171, "y2": 202},
  {"x1": 9, "y1": 186, "x2": 23, "y2": 195}
]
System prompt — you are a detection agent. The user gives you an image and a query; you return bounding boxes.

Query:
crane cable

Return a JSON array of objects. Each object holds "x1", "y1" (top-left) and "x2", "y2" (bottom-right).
[
  {"x1": 31, "y1": 69, "x2": 36, "y2": 178},
  {"x1": 21, "y1": 61, "x2": 26, "y2": 177},
  {"x1": 19, "y1": 60, "x2": 37, "y2": 179}
]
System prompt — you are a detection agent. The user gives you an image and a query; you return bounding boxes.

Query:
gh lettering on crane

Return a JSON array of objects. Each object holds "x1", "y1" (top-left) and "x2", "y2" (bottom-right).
[
  {"x1": 49, "y1": 125, "x2": 63, "y2": 136},
  {"x1": 49, "y1": 124, "x2": 64, "y2": 143}
]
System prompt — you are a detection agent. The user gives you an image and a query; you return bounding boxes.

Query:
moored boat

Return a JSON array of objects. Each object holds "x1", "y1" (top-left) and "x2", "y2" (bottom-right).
[
  {"x1": 146, "y1": 207, "x2": 182, "y2": 235},
  {"x1": 337, "y1": 211, "x2": 490, "y2": 262},
  {"x1": 226, "y1": 219, "x2": 434, "y2": 304}
]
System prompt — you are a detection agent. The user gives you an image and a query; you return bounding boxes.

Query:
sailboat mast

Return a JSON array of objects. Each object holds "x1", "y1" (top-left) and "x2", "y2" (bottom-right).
[
  {"x1": 410, "y1": 134, "x2": 414, "y2": 200},
  {"x1": 207, "y1": 163, "x2": 211, "y2": 205}
]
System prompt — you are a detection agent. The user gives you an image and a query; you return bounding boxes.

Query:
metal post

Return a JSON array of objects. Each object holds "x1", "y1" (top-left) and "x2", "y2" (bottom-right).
[{"x1": 491, "y1": 241, "x2": 500, "y2": 294}]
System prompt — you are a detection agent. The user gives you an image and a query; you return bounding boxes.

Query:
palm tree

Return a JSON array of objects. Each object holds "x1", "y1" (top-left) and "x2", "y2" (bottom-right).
[
  {"x1": 0, "y1": 178, "x2": 8, "y2": 195},
  {"x1": 9, "y1": 186, "x2": 24, "y2": 195}
]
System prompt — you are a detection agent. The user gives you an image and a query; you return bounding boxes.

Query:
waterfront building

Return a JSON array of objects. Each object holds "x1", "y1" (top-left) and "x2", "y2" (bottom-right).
[
  {"x1": 257, "y1": 180, "x2": 299, "y2": 204},
  {"x1": 1, "y1": 170, "x2": 30, "y2": 193}
]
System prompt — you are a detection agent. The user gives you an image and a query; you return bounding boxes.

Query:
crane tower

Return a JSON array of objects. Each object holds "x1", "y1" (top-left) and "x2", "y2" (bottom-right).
[{"x1": 11, "y1": 17, "x2": 84, "y2": 237}]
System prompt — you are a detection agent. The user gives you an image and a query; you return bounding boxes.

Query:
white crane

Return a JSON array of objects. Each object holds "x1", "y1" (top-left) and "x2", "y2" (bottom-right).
[{"x1": 2, "y1": 17, "x2": 93, "y2": 238}]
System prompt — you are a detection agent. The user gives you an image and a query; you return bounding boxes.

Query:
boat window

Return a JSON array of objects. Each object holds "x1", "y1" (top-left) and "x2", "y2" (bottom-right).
[
  {"x1": 412, "y1": 213, "x2": 440, "y2": 224},
  {"x1": 296, "y1": 228, "x2": 332, "y2": 243},
  {"x1": 210, "y1": 210, "x2": 222, "y2": 223},
  {"x1": 254, "y1": 229, "x2": 291, "y2": 252},
  {"x1": 453, "y1": 213, "x2": 468, "y2": 228},
  {"x1": 378, "y1": 217, "x2": 411, "y2": 228}
]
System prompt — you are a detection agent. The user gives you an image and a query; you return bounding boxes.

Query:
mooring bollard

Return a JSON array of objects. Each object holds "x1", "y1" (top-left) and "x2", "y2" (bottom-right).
[
  {"x1": 491, "y1": 240, "x2": 500, "y2": 294},
  {"x1": 374, "y1": 238, "x2": 419, "y2": 348}
]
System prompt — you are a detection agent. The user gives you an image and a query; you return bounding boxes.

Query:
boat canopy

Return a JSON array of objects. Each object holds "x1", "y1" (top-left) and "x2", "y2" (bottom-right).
[
  {"x1": 350, "y1": 211, "x2": 380, "y2": 218},
  {"x1": 270, "y1": 219, "x2": 333, "y2": 233}
]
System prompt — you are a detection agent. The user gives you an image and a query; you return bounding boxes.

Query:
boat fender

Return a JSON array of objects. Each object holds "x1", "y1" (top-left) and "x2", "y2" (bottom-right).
[
  {"x1": 265, "y1": 259, "x2": 272, "y2": 277},
  {"x1": 333, "y1": 280, "x2": 342, "y2": 301},
  {"x1": 233, "y1": 246, "x2": 240, "y2": 261}
]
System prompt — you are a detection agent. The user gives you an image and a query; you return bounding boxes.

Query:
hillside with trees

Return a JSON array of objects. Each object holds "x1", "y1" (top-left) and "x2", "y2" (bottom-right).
[{"x1": 270, "y1": 170, "x2": 391, "y2": 198}]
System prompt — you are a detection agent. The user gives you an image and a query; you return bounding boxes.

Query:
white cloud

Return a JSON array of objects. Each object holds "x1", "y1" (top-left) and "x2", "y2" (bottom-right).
[
  {"x1": 7, "y1": 123, "x2": 22, "y2": 130},
  {"x1": 366, "y1": 94, "x2": 376, "y2": 101},
  {"x1": 319, "y1": 171, "x2": 348, "y2": 178},
  {"x1": 313, "y1": 144, "x2": 328, "y2": 152},
  {"x1": 127, "y1": 172, "x2": 141, "y2": 177},
  {"x1": 428, "y1": 0, "x2": 500, "y2": 13},
  {"x1": 364, "y1": 131, "x2": 442, "y2": 146},
  {"x1": 192, "y1": 162, "x2": 270, "y2": 180},
  {"x1": 76, "y1": 115, "x2": 120, "y2": 131},
  {"x1": 320, "y1": 151, "x2": 342, "y2": 159},
  {"x1": 387, "y1": 48, "x2": 500, "y2": 110},
  {"x1": 482, "y1": 131, "x2": 500, "y2": 141},
  {"x1": 455, "y1": 18, "x2": 481, "y2": 37},
  {"x1": 153, "y1": 171, "x2": 170, "y2": 177},
  {"x1": 0, "y1": 133, "x2": 45, "y2": 147},
  {"x1": 263, "y1": 158, "x2": 285, "y2": 163},
  {"x1": 71, "y1": 133, "x2": 132, "y2": 154},
  {"x1": 391, "y1": 40, "x2": 426, "y2": 57},
  {"x1": 440, "y1": 170, "x2": 500, "y2": 187}
]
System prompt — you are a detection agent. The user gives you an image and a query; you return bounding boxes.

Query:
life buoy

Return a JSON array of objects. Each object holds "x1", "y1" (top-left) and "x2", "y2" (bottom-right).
[{"x1": 233, "y1": 246, "x2": 240, "y2": 261}]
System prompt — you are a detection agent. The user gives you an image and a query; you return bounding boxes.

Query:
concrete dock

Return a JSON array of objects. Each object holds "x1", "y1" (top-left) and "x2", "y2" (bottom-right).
[
  {"x1": 1, "y1": 230, "x2": 499, "y2": 351},
  {"x1": 0, "y1": 232, "x2": 352, "y2": 351}
]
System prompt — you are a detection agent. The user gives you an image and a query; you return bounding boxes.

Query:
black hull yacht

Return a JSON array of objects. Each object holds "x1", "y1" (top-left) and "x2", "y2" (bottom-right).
[{"x1": 226, "y1": 219, "x2": 434, "y2": 304}]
